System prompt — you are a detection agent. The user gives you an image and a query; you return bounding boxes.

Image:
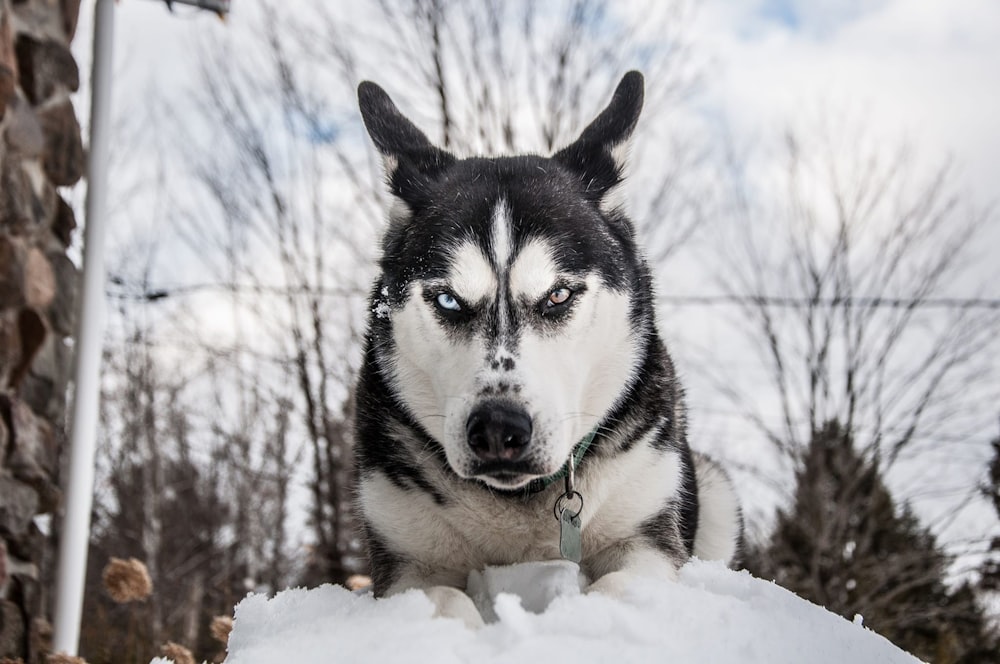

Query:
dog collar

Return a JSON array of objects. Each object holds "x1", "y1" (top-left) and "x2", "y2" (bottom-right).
[{"x1": 526, "y1": 427, "x2": 599, "y2": 494}]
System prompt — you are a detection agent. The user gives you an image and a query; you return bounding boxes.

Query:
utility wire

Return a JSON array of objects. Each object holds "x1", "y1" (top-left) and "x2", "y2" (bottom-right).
[
  {"x1": 106, "y1": 278, "x2": 1000, "y2": 310},
  {"x1": 656, "y1": 294, "x2": 1000, "y2": 310}
]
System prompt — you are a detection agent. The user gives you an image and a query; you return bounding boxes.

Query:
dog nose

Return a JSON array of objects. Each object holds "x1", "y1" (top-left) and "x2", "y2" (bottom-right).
[{"x1": 466, "y1": 402, "x2": 532, "y2": 462}]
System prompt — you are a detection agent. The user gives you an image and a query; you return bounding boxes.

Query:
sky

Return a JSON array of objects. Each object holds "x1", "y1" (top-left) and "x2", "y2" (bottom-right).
[
  {"x1": 689, "y1": 0, "x2": 1000, "y2": 551},
  {"x1": 694, "y1": 0, "x2": 1000, "y2": 209},
  {"x1": 82, "y1": 0, "x2": 1000, "y2": 208},
  {"x1": 69, "y1": 0, "x2": 1000, "y2": 578},
  {"x1": 74, "y1": 0, "x2": 1000, "y2": 279}
]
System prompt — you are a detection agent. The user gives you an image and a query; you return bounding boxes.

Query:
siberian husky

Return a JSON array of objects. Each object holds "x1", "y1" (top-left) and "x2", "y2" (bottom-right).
[{"x1": 354, "y1": 72, "x2": 741, "y2": 626}]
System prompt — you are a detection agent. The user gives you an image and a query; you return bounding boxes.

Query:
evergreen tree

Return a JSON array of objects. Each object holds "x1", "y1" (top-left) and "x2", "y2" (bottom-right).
[
  {"x1": 981, "y1": 433, "x2": 1000, "y2": 592},
  {"x1": 747, "y1": 421, "x2": 997, "y2": 663}
]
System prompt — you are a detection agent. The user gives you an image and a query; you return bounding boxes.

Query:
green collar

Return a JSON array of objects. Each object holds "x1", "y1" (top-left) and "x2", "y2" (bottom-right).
[{"x1": 526, "y1": 427, "x2": 599, "y2": 494}]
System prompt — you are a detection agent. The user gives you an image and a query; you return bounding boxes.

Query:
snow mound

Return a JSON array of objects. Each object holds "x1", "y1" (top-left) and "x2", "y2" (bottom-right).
[{"x1": 216, "y1": 560, "x2": 918, "y2": 664}]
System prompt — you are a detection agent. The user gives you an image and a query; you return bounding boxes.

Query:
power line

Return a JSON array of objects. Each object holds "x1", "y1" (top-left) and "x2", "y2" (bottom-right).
[
  {"x1": 106, "y1": 278, "x2": 364, "y2": 300},
  {"x1": 105, "y1": 278, "x2": 1000, "y2": 310},
  {"x1": 656, "y1": 294, "x2": 1000, "y2": 310}
]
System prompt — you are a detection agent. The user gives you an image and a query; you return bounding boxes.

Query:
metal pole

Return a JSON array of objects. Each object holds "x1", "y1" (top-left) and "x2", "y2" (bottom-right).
[{"x1": 52, "y1": 0, "x2": 115, "y2": 655}]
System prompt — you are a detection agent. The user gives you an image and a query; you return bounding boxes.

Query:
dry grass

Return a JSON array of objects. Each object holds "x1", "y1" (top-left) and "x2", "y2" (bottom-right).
[
  {"x1": 46, "y1": 655, "x2": 87, "y2": 664},
  {"x1": 210, "y1": 615, "x2": 233, "y2": 645},
  {"x1": 101, "y1": 558, "x2": 152, "y2": 603},
  {"x1": 159, "y1": 642, "x2": 195, "y2": 664}
]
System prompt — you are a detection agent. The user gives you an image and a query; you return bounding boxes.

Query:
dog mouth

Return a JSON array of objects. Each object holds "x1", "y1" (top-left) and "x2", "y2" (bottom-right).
[{"x1": 472, "y1": 460, "x2": 547, "y2": 489}]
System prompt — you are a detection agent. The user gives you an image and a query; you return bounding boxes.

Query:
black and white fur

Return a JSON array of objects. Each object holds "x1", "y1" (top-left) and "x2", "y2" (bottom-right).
[{"x1": 354, "y1": 72, "x2": 741, "y2": 626}]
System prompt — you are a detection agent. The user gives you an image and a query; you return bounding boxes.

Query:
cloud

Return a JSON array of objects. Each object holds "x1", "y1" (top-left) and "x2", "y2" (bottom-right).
[{"x1": 693, "y1": 0, "x2": 1000, "y2": 204}]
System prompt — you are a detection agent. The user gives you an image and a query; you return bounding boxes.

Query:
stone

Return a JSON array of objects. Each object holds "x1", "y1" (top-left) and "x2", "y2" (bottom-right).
[
  {"x1": 22, "y1": 250, "x2": 53, "y2": 310},
  {"x1": 44, "y1": 252, "x2": 74, "y2": 336},
  {"x1": 13, "y1": 568, "x2": 38, "y2": 618},
  {"x1": 0, "y1": 395, "x2": 56, "y2": 484},
  {"x1": 0, "y1": 6, "x2": 12, "y2": 62},
  {"x1": 0, "y1": 6, "x2": 14, "y2": 119},
  {"x1": 18, "y1": 331, "x2": 68, "y2": 421},
  {"x1": 0, "y1": 598, "x2": 25, "y2": 659},
  {"x1": 0, "y1": 2, "x2": 81, "y2": 661},
  {"x1": 50, "y1": 195, "x2": 74, "y2": 247},
  {"x1": 10, "y1": 0, "x2": 72, "y2": 43},
  {"x1": 14, "y1": 34, "x2": 79, "y2": 105},
  {"x1": 0, "y1": 474, "x2": 38, "y2": 538},
  {"x1": 0, "y1": 152, "x2": 33, "y2": 231},
  {"x1": 3, "y1": 521, "x2": 41, "y2": 563},
  {"x1": 0, "y1": 539, "x2": 7, "y2": 595},
  {"x1": 17, "y1": 377, "x2": 52, "y2": 429},
  {"x1": 0, "y1": 235, "x2": 24, "y2": 309},
  {"x1": 0, "y1": 569, "x2": 40, "y2": 661},
  {"x1": 3, "y1": 98, "x2": 45, "y2": 158},
  {"x1": 0, "y1": 418, "x2": 6, "y2": 473},
  {"x1": 62, "y1": 0, "x2": 82, "y2": 40},
  {"x1": 0, "y1": 156, "x2": 58, "y2": 237},
  {"x1": 0, "y1": 65, "x2": 13, "y2": 119},
  {"x1": 36, "y1": 99, "x2": 83, "y2": 186},
  {"x1": 26, "y1": 475, "x2": 57, "y2": 515},
  {"x1": 21, "y1": 160, "x2": 58, "y2": 233},
  {"x1": 0, "y1": 311, "x2": 19, "y2": 389},
  {"x1": 9, "y1": 309, "x2": 45, "y2": 391}
]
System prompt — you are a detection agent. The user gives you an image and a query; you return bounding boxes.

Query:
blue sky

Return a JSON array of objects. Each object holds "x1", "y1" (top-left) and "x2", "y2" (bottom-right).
[{"x1": 751, "y1": 0, "x2": 880, "y2": 34}]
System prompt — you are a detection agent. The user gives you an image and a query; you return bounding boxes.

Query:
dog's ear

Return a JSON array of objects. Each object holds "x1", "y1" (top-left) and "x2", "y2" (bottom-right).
[
  {"x1": 358, "y1": 81, "x2": 455, "y2": 207},
  {"x1": 553, "y1": 71, "x2": 643, "y2": 206}
]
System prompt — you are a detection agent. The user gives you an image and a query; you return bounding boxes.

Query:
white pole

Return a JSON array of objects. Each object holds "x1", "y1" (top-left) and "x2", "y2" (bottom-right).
[{"x1": 52, "y1": 0, "x2": 115, "y2": 655}]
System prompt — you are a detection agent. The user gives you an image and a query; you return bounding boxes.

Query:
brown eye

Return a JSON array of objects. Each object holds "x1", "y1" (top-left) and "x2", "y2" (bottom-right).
[
  {"x1": 539, "y1": 286, "x2": 578, "y2": 318},
  {"x1": 548, "y1": 288, "x2": 572, "y2": 306}
]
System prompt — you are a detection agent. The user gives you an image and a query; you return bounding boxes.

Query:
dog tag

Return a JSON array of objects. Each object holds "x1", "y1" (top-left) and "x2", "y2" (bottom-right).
[{"x1": 559, "y1": 508, "x2": 582, "y2": 563}]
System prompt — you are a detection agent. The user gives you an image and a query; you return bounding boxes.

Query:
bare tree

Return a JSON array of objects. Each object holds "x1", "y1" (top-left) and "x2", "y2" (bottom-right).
[
  {"x1": 155, "y1": 3, "x2": 377, "y2": 583},
  {"x1": 136, "y1": 0, "x2": 711, "y2": 585},
  {"x1": 709, "y1": 118, "x2": 997, "y2": 471},
  {"x1": 304, "y1": 0, "x2": 708, "y2": 259},
  {"x1": 692, "y1": 116, "x2": 1000, "y2": 608}
]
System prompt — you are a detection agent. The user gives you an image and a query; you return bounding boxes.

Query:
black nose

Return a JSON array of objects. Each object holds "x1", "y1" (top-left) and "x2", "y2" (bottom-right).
[{"x1": 466, "y1": 402, "x2": 532, "y2": 462}]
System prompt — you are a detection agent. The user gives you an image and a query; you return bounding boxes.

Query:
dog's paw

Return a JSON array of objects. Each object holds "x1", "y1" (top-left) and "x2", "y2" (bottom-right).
[
  {"x1": 423, "y1": 585, "x2": 485, "y2": 629},
  {"x1": 586, "y1": 546, "x2": 680, "y2": 598},
  {"x1": 585, "y1": 570, "x2": 638, "y2": 598},
  {"x1": 586, "y1": 560, "x2": 679, "y2": 598}
]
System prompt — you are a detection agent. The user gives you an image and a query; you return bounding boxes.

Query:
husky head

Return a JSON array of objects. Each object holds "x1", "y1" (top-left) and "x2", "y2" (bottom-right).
[{"x1": 359, "y1": 72, "x2": 652, "y2": 491}]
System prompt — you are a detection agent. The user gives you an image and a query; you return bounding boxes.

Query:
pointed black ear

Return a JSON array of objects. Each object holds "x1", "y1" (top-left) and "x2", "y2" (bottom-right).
[
  {"x1": 358, "y1": 81, "x2": 455, "y2": 206},
  {"x1": 553, "y1": 71, "x2": 644, "y2": 203}
]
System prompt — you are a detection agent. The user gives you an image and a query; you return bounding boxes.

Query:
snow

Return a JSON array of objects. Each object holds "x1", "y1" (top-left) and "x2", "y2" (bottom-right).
[
  {"x1": 467, "y1": 560, "x2": 587, "y2": 622},
  {"x1": 183, "y1": 560, "x2": 920, "y2": 664}
]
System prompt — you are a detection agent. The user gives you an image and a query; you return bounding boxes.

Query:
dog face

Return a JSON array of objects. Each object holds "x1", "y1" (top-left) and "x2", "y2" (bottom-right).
[{"x1": 360, "y1": 73, "x2": 649, "y2": 490}]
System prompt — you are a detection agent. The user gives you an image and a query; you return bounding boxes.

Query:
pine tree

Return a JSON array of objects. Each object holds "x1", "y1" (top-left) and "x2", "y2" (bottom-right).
[
  {"x1": 981, "y1": 433, "x2": 1000, "y2": 592},
  {"x1": 747, "y1": 421, "x2": 997, "y2": 663}
]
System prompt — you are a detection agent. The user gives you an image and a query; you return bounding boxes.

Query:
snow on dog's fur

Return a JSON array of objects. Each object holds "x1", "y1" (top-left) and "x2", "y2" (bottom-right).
[{"x1": 354, "y1": 71, "x2": 742, "y2": 627}]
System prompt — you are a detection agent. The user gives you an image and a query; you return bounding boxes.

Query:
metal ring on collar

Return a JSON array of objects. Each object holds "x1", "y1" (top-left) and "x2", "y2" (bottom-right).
[{"x1": 553, "y1": 490, "x2": 584, "y2": 521}]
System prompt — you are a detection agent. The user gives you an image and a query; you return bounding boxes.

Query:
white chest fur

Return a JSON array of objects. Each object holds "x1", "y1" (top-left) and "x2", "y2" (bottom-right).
[{"x1": 359, "y1": 436, "x2": 683, "y2": 584}]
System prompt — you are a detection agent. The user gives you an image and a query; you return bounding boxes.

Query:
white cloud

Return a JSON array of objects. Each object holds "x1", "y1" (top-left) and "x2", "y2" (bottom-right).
[{"x1": 693, "y1": 0, "x2": 1000, "y2": 205}]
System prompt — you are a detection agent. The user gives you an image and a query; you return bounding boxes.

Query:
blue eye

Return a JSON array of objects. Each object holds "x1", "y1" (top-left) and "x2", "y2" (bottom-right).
[{"x1": 436, "y1": 292, "x2": 461, "y2": 311}]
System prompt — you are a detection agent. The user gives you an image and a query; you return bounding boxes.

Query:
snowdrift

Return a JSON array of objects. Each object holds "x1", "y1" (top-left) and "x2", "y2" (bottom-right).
[{"x1": 160, "y1": 561, "x2": 921, "y2": 663}]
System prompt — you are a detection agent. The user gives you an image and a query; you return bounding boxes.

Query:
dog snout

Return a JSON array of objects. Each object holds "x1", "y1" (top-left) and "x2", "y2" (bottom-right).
[{"x1": 466, "y1": 402, "x2": 532, "y2": 462}]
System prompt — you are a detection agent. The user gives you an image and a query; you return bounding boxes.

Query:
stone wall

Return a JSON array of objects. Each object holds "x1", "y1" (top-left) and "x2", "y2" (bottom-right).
[{"x1": 0, "y1": 0, "x2": 82, "y2": 661}]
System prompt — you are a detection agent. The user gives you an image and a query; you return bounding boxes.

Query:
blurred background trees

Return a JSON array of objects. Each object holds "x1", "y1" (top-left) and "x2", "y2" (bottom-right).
[
  {"x1": 66, "y1": 1, "x2": 999, "y2": 662},
  {"x1": 711, "y1": 118, "x2": 1000, "y2": 661},
  {"x1": 744, "y1": 421, "x2": 997, "y2": 663}
]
